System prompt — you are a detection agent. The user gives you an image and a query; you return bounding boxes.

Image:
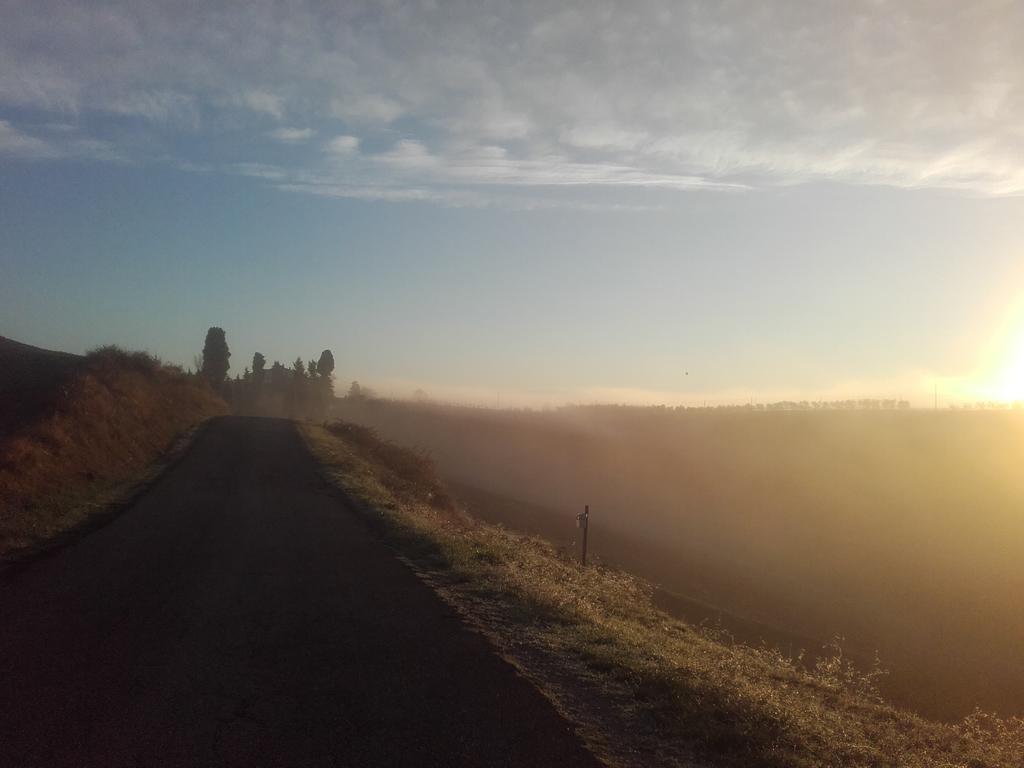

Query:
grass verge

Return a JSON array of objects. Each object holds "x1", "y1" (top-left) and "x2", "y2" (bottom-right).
[
  {"x1": 0, "y1": 346, "x2": 226, "y2": 560},
  {"x1": 301, "y1": 421, "x2": 1024, "y2": 768}
]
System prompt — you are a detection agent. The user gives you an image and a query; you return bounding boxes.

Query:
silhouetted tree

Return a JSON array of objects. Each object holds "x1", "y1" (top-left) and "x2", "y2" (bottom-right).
[
  {"x1": 269, "y1": 361, "x2": 287, "y2": 391},
  {"x1": 252, "y1": 352, "x2": 266, "y2": 381},
  {"x1": 288, "y1": 358, "x2": 308, "y2": 419},
  {"x1": 201, "y1": 327, "x2": 230, "y2": 384},
  {"x1": 317, "y1": 350, "x2": 335, "y2": 384}
]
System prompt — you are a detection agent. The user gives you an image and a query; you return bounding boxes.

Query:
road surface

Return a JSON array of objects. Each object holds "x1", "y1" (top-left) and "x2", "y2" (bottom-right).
[{"x1": 0, "y1": 417, "x2": 603, "y2": 767}]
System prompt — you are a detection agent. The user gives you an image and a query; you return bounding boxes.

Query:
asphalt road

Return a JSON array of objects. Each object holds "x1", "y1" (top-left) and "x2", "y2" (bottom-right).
[{"x1": 0, "y1": 417, "x2": 603, "y2": 767}]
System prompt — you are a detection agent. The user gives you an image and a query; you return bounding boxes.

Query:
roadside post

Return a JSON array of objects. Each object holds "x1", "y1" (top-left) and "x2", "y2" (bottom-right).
[{"x1": 576, "y1": 505, "x2": 589, "y2": 566}]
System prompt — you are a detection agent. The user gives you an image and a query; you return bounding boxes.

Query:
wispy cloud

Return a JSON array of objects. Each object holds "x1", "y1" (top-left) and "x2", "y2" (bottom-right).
[
  {"x1": 373, "y1": 139, "x2": 440, "y2": 170},
  {"x1": 0, "y1": 120, "x2": 125, "y2": 162},
  {"x1": 0, "y1": 121, "x2": 59, "y2": 159},
  {"x1": 4, "y1": 1, "x2": 1024, "y2": 203},
  {"x1": 107, "y1": 90, "x2": 198, "y2": 126},
  {"x1": 269, "y1": 127, "x2": 315, "y2": 143},
  {"x1": 239, "y1": 90, "x2": 284, "y2": 120},
  {"x1": 323, "y1": 135, "x2": 360, "y2": 155}
]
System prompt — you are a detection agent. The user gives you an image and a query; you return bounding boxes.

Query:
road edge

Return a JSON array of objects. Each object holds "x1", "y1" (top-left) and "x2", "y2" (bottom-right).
[{"x1": 0, "y1": 417, "x2": 220, "y2": 574}]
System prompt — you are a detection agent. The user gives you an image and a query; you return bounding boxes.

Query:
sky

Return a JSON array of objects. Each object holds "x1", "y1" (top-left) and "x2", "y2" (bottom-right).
[{"x1": 3, "y1": 0, "x2": 1024, "y2": 406}]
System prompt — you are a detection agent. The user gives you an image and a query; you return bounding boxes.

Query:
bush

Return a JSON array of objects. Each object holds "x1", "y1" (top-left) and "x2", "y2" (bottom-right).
[{"x1": 84, "y1": 345, "x2": 162, "y2": 375}]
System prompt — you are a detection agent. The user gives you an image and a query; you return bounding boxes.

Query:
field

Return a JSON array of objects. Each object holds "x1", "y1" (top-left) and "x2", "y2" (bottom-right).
[{"x1": 333, "y1": 397, "x2": 1024, "y2": 721}]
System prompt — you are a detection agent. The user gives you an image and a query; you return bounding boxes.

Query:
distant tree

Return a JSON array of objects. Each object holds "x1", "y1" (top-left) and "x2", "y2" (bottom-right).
[
  {"x1": 317, "y1": 350, "x2": 335, "y2": 382},
  {"x1": 201, "y1": 327, "x2": 230, "y2": 384},
  {"x1": 288, "y1": 358, "x2": 308, "y2": 419},
  {"x1": 413, "y1": 388, "x2": 429, "y2": 402},
  {"x1": 252, "y1": 352, "x2": 266, "y2": 382},
  {"x1": 269, "y1": 361, "x2": 287, "y2": 391},
  {"x1": 302, "y1": 350, "x2": 332, "y2": 420},
  {"x1": 348, "y1": 380, "x2": 362, "y2": 398}
]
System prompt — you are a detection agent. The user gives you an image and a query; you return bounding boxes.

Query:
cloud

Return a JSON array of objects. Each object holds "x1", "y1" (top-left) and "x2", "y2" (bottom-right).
[
  {"x1": 373, "y1": 139, "x2": 439, "y2": 170},
  {"x1": 330, "y1": 95, "x2": 403, "y2": 125},
  {"x1": 239, "y1": 90, "x2": 284, "y2": 119},
  {"x1": 65, "y1": 136, "x2": 127, "y2": 163},
  {"x1": 0, "y1": 121, "x2": 59, "y2": 158},
  {"x1": 270, "y1": 127, "x2": 315, "y2": 143},
  {"x1": 107, "y1": 90, "x2": 198, "y2": 125},
  {"x1": 230, "y1": 162, "x2": 290, "y2": 181},
  {"x1": 559, "y1": 126, "x2": 649, "y2": 151},
  {"x1": 362, "y1": 140, "x2": 737, "y2": 192},
  {"x1": 324, "y1": 135, "x2": 360, "y2": 155},
  {"x1": 279, "y1": 182, "x2": 442, "y2": 204},
  {"x1": 4, "y1": 1, "x2": 1024, "y2": 201},
  {"x1": 0, "y1": 120, "x2": 125, "y2": 162}
]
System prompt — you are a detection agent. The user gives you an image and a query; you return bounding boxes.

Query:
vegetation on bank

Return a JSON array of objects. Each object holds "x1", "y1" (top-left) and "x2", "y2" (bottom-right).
[
  {"x1": 0, "y1": 345, "x2": 226, "y2": 560},
  {"x1": 302, "y1": 421, "x2": 1024, "y2": 768}
]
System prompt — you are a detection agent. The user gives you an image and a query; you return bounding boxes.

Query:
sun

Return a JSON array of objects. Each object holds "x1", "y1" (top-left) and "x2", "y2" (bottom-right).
[{"x1": 987, "y1": 326, "x2": 1024, "y2": 403}]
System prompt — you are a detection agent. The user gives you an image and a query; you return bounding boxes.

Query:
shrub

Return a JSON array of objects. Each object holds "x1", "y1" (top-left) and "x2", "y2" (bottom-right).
[{"x1": 84, "y1": 345, "x2": 162, "y2": 375}]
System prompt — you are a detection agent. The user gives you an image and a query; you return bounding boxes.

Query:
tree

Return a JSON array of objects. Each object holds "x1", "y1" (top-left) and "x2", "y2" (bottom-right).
[
  {"x1": 269, "y1": 361, "x2": 287, "y2": 392},
  {"x1": 201, "y1": 327, "x2": 230, "y2": 384},
  {"x1": 289, "y1": 358, "x2": 308, "y2": 419},
  {"x1": 307, "y1": 358, "x2": 318, "y2": 378},
  {"x1": 317, "y1": 350, "x2": 335, "y2": 382},
  {"x1": 348, "y1": 380, "x2": 362, "y2": 398},
  {"x1": 252, "y1": 352, "x2": 266, "y2": 382}
]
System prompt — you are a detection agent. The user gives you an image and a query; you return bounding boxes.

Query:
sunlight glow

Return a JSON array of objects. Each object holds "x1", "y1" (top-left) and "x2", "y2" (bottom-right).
[
  {"x1": 971, "y1": 299, "x2": 1024, "y2": 405},
  {"x1": 989, "y1": 329, "x2": 1024, "y2": 403}
]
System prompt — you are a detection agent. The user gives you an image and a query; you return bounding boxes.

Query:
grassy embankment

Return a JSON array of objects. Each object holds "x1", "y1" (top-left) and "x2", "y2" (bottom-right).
[
  {"x1": 332, "y1": 397, "x2": 1024, "y2": 721},
  {"x1": 0, "y1": 344, "x2": 226, "y2": 560},
  {"x1": 302, "y1": 421, "x2": 1023, "y2": 768}
]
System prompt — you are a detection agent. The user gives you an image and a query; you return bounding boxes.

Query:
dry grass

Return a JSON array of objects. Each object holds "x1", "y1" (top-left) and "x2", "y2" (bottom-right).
[
  {"x1": 0, "y1": 346, "x2": 226, "y2": 558},
  {"x1": 303, "y1": 421, "x2": 1024, "y2": 768}
]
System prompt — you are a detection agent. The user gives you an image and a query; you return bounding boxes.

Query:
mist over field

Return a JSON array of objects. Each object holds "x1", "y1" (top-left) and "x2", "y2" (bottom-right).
[{"x1": 335, "y1": 397, "x2": 1024, "y2": 720}]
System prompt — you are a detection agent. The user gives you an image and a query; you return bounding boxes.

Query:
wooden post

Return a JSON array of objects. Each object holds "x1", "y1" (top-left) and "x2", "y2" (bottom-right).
[{"x1": 577, "y1": 504, "x2": 589, "y2": 566}]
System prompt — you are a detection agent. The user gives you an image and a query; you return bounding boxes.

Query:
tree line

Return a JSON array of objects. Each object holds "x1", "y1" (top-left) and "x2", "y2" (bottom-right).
[{"x1": 196, "y1": 326, "x2": 339, "y2": 420}]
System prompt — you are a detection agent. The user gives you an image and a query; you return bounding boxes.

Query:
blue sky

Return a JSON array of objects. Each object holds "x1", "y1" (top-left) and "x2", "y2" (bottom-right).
[{"x1": 3, "y1": 1, "x2": 1024, "y2": 405}]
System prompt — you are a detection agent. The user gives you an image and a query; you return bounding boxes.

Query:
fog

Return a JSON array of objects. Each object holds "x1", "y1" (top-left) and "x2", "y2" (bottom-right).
[{"x1": 335, "y1": 397, "x2": 1024, "y2": 721}]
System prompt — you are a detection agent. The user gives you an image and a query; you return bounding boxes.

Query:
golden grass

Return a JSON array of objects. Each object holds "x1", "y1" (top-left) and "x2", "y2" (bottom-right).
[
  {"x1": 0, "y1": 347, "x2": 226, "y2": 558},
  {"x1": 302, "y1": 421, "x2": 1024, "y2": 768}
]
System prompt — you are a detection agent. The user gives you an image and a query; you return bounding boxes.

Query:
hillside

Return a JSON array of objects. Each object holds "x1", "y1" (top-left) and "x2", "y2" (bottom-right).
[
  {"x1": 333, "y1": 397, "x2": 1024, "y2": 721},
  {"x1": 302, "y1": 420, "x2": 1023, "y2": 768},
  {"x1": 0, "y1": 341, "x2": 226, "y2": 559},
  {"x1": 0, "y1": 336, "x2": 82, "y2": 435}
]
